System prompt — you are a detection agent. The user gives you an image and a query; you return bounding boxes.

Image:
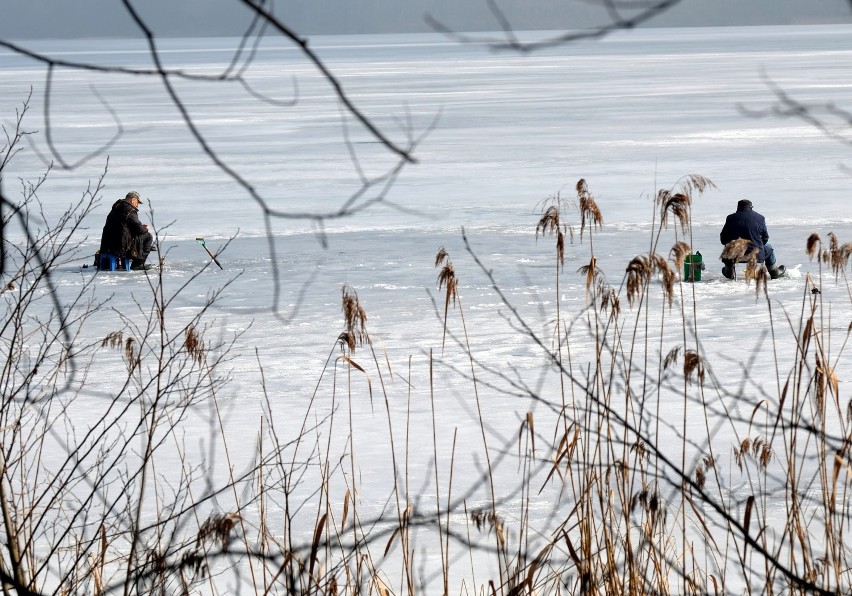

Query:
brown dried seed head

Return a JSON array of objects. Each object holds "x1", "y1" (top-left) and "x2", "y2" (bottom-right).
[
  {"x1": 660, "y1": 193, "x2": 690, "y2": 233},
  {"x1": 575, "y1": 178, "x2": 603, "y2": 238},
  {"x1": 101, "y1": 330, "x2": 123, "y2": 349},
  {"x1": 341, "y1": 284, "x2": 368, "y2": 346},
  {"x1": 695, "y1": 466, "x2": 706, "y2": 490},
  {"x1": 184, "y1": 325, "x2": 205, "y2": 365},
  {"x1": 682, "y1": 174, "x2": 716, "y2": 195},
  {"x1": 734, "y1": 447, "x2": 744, "y2": 471},
  {"x1": 435, "y1": 246, "x2": 449, "y2": 268},
  {"x1": 662, "y1": 271, "x2": 675, "y2": 306},
  {"x1": 670, "y1": 241, "x2": 691, "y2": 272},
  {"x1": 197, "y1": 512, "x2": 241, "y2": 550},
  {"x1": 338, "y1": 332, "x2": 356, "y2": 352},
  {"x1": 806, "y1": 233, "x2": 821, "y2": 259},
  {"x1": 663, "y1": 346, "x2": 681, "y2": 370},
  {"x1": 598, "y1": 283, "x2": 620, "y2": 318},
  {"x1": 536, "y1": 206, "x2": 560, "y2": 239},
  {"x1": 829, "y1": 237, "x2": 852, "y2": 275},
  {"x1": 437, "y1": 263, "x2": 458, "y2": 304},
  {"x1": 720, "y1": 238, "x2": 754, "y2": 262},
  {"x1": 829, "y1": 232, "x2": 839, "y2": 252},
  {"x1": 625, "y1": 255, "x2": 650, "y2": 307},
  {"x1": 124, "y1": 337, "x2": 135, "y2": 363},
  {"x1": 578, "y1": 257, "x2": 601, "y2": 292},
  {"x1": 683, "y1": 349, "x2": 704, "y2": 384},
  {"x1": 839, "y1": 243, "x2": 852, "y2": 271},
  {"x1": 579, "y1": 196, "x2": 603, "y2": 234},
  {"x1": 652, "y1": 255, "x2": 675, "y2": 306},
  {"x1": 610, "y1": 291, "x2": 621, "y2": 319}
]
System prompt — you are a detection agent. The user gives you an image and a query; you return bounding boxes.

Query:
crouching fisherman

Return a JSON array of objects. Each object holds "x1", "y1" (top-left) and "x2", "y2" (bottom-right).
[
  {"x1": 98, "y1": 191, "x2": 154, "y2": 271},
  {"x1": 719, "y1": 199, "x2": 785, "y2": 280}
]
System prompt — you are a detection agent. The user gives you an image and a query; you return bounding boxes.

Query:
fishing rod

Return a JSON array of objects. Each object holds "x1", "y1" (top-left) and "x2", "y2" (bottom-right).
[{"x1": 195, "y1": 237, "x2": 223, "y2": 270}]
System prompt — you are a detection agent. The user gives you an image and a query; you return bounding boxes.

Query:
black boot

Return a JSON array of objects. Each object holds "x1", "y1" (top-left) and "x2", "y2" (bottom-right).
[
  {"x1": 130, "y1": 259, "x2": 151, "y2": 271},
  {"x1": 767, "y1": 264, "x2": 786, "y2": 279},
  {"x1": 721, "y1": 264, "x2": 734, "y2": 280}
]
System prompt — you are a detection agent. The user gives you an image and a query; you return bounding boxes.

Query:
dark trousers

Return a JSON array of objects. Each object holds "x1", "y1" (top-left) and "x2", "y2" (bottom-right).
[{"x1": 132, "y1": 231, "x2": 154, "y2": 267}]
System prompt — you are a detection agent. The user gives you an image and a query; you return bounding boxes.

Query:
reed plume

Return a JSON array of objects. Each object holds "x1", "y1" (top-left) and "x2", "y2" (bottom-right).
[
  {"x1": 341, "y1": 283, "x2": 368, "y2": 348},
  {"x1": 720, "y1": 238, "x2": 756, "y2": 263},
  {"x1": 670, "y1": 241, "x2": 691, "y2": 275},
  {"x1": 625, "y1": 253, "x2": 675, "y2": 307},
  {"x1": 101, "y1": 330, "x2": 123, "y2": 349},
  {"x1": 680, "y1": 173, "x2": 715, "y2": 195},
  {"x1": 806, "y1": 233, "x2": 821, "y2": 259},
  {"x1": 824, "y1": 232, "x2": 852, "y2": 275},
  {"x1": 683, "y1": 349, "x2": 704, "y2": 385},
  {"x1": 626, "y1": 256, "x2": 649, "y2": 307},
  {"x1": 598, "y1": 281, "x2": 621, "y2": 319},
  {"x1": 536, "y1": 206, "x2": 565, "y2": 266},
  {"x1": 578, "y1": 256, "x2": 603, "y2": 294},
  {"x1": 657, "y1": 174, "x2": 715, "y2": 234},
  {"x1": 184, "y1": 325, "x2": 205, "y2": 365},
  {"x1": 124, "y1": 337, "x2": 140, "y2": 370},
  {"x1": 576, "y1": 178, "x2": 603, "y2": 240},
  {"x1": 197, "y1": 512, "x2": 241, "y2": 551},
  {"x1": 337, "y1": 331, "x2": 356, "y2": 352},
  {"x1": 436, "y1": 247, "x2": 459, "y2": 353},
  {"x1": 657, "y1": 191, "x2": 690, "y2": 233}
]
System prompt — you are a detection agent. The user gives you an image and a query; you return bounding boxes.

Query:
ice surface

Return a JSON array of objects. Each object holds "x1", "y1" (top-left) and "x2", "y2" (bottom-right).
[{"x1": 2, "y1": 24, "x2": 852, "y2": 592}]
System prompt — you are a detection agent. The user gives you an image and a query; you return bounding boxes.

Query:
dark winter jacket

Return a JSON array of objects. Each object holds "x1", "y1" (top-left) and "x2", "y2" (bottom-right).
[
  {"x1": 99, "y1": 199, "x2": 147, "y2": 258},
  {"x1": 719, "y1": 204, "x2": 770, "y2": 262}
]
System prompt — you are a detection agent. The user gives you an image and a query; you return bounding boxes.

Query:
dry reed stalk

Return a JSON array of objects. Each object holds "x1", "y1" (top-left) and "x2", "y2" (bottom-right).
[
  {"x1": 442, "y1": 431, "x2": 458, "y2": 596},
  {"x1": 201, "y1": 347, "x2": 261, "y2": 590},
  {"x1": 536, "y1": 199, "x2": 576, "y2": 451},
  {"x1": 435, "y1": 244, "x2": 501, "y2": 582}
]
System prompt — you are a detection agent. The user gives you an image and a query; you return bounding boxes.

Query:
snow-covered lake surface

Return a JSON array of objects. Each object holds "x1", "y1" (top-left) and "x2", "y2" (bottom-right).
[{"x1": 2, "y1": 24, "x2": 852, "y2": 592}]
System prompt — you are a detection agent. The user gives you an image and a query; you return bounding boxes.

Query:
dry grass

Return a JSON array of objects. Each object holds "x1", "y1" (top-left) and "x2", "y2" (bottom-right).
[{"x1": 5, "y1": 158, "x2": 852, "y2": 595}]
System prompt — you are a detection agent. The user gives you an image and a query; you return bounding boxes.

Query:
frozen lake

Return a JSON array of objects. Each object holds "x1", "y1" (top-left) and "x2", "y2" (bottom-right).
[{"x1": 2, "y1": 23, "x2": 852, "y2": 593}]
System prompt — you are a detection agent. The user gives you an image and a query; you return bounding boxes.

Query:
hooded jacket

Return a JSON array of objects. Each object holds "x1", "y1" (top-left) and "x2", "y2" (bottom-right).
[
  {"x1": 99, "y1": 199, "x2": 147, "y2": 258},
  {"x1": 719, "y1": 203, "x2": 769, "y2": 262}
]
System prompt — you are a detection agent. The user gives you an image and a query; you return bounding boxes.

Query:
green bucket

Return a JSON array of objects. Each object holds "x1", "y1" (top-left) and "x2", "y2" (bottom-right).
[{"x1": 684, "y1": 252, "x2": 703, "y2": 282}]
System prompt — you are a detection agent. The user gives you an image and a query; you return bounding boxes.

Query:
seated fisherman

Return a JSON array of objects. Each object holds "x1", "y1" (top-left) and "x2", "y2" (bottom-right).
[
  {"x1": 719, "y1": 199, "x2": 785, "y2": 280},
  {"x1": 98, "y1": 191, "x2": 154, "y2": 270}
]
